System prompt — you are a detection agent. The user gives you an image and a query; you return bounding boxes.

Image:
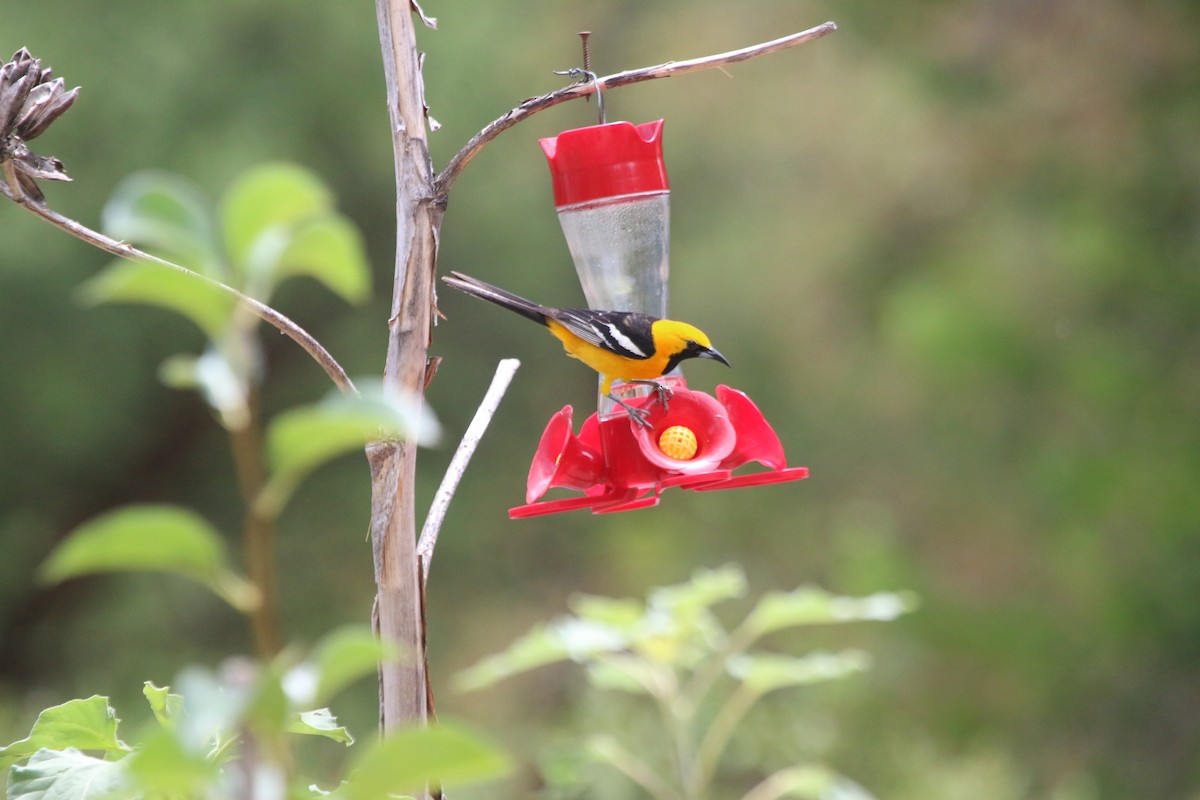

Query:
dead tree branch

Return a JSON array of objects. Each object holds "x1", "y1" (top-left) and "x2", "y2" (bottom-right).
[
  {"x1": 433, "y1": 21, "x2": 837, "y2": 201},
  {"x1": 417, "y1": 358, "x2": 520, "y2": 581},
  {"x1": 0, "y1": 174, "x2": 358, "y2": 396},
  {"x1": 370, "y1": 0, "x2": 441, "y2": 738}
]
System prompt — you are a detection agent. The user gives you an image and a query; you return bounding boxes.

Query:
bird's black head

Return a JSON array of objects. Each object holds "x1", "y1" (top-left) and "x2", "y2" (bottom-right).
[{"x1": 664, "y1": 337, "x2": 731, "y2": 375}]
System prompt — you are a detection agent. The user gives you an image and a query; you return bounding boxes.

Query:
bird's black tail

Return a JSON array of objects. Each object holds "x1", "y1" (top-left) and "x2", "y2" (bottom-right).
[{"x1": 441, "y1": 271, "x2": 550, "y2": 326}]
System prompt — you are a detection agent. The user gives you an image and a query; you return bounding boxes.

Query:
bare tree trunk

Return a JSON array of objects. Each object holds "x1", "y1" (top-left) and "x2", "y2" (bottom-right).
[{"x1": 370, "y1": 0, "x2": 442, "y2": 734}]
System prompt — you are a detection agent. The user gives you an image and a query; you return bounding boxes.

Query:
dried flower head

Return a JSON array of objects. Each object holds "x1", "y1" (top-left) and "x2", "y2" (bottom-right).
[{"x1": 0, "y1": 48, "x2": 79, "y2": 202}]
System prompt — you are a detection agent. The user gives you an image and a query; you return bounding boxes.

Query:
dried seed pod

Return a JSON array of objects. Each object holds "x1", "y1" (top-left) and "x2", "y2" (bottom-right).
[
  {"x1": 0, "y1": 74, "x2": 33, "y2": 133},
  {"x1": 21, "y1": 81, "x2": 78, "y2": 140},
  {"x1": 0, "y1": 48, "x2": 80, "y2": 200}
]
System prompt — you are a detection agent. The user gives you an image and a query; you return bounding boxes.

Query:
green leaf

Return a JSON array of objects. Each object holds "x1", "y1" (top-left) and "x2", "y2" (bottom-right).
[
  {"x1": 245, "y1": 667, "x2": 290, "y2": 737},
  {"x1": 647, "y1": 564, "x2": 747, "y2": 617},
  {"x1": 7, "y1": 748, "x2": 126, "y2": 800},
  {"x1": 568, "y1": 594, "x2": 644, "y2": 632},
  {"x1": 628, "y1": 568, "x2": 740, "y2": 668},
  {"x1": 285, "y1": 709, "x2": 354, "y2": 746},
  {"x1": 102, "y1": 171, "x2": 221, "y2": 275},
  {"x1": 123, "y1": 730, "x2": 215, "y2": 796},
  {"x1": 0, "y1": 697, "x2": 126, "y2": 766},
  {"x1": 173, "y1": 666, "x2": 254, "y2": 757},
  {"x1": 458, "y1": 573, "x2": 747, "y2": 692},
  {"x1": 742, "y1": 766, "x2": 878, "y2": 800},
  {"x1": 631, "y1": 604, "x2": 726, "y2": 669},
  {"x1": 740, "y1": 765, "x2": 837, "y2": 800},
  {"x1": 159, "y1": 348, "x2": 251, "y2": 430},
  {"x1": 551, "y1": 617, "x2": 629, "y2": 659},
  {"x1": 343, "y1": 723, "x2": 511, "y2": 800},
  {"x1": 260, "y1": 385, "x2": 439, "y2": 517},
  {"x1": 142, "y1": 683, "x2": 184, "y2": 732},
  {"x1": 453, "y1": 617, "x2": 625, "y2": 693},
  {"x1": 453, "y1": 624, "x2": 570, "y2": 693},
  {"x1": 726, "y1": 650, "x2": 872, "y2": 695},
  {"x1": 274, "y1": 214, "x2": 371, "y2": 305},
  {"x1": 745, "y1": 587, "x2": 916, "y2": 638},
  {"x1": 311, "y1": 626, "x2": 399, "y2": 703},
  {"x1": 39, "y1": 505, "x2": 259, "y2": 612},
  {"x1": 585, "y1": 655, "x2": 664, "y2": 695},
  {"x1": 219, "y1": 162, "x2": 332, "y2": 276},
  {"x1": 78, "y1": 260, "x2": 236, "y2": 339}
]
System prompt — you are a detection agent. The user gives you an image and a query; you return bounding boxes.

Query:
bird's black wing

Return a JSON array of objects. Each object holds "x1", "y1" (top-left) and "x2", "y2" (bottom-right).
[{"x1": 549, "y1": 308, "x2": 658, "y2": 361}]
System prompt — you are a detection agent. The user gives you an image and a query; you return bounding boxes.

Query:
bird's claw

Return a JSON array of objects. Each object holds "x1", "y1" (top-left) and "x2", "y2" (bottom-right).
[
  {"x1": 627, "y1": 405, "x2": 654, "y2": 429},
  {"x1": 628, "y1": 379, "x2": 673, "y2": 413},
  {"x1": 653, "y1": 383, "x2": 672, "y2": 412},
  {"x1": 610, "y1": 393, "x2": 656, "y2": 429}
]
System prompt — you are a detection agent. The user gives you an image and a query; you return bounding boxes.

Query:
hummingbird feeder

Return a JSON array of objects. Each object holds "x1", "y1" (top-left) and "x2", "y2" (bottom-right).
[{"x1": 508, "y1": 114, "x2": 807, "y2": 518}]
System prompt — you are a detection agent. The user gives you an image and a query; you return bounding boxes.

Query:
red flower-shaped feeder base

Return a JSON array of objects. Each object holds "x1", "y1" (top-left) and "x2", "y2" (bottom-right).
[{"x1": 509, "y1": 383, "x2": 808, "y2": 518}]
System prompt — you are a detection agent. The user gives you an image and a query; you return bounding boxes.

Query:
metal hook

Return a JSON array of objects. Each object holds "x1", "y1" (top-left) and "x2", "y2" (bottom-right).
[{"x1": 554, "y1": 67, "x2": 606, "y2": 126}]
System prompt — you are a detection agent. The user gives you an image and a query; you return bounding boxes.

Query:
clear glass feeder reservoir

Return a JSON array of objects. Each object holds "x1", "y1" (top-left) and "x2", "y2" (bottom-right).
[{"x1": 540, "y1": 120, "x2": 678, "y2": 417}]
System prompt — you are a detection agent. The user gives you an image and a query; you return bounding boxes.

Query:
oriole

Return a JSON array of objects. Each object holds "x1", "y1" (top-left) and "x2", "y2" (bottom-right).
[{"x1": 442, "y1": 271, "x2": 729, "y2": 423}]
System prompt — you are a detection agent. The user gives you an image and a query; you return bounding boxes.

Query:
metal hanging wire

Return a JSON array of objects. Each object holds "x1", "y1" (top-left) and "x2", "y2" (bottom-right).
[{"x1": 554, "y1": 31, "x2": 606, "y2": 125}]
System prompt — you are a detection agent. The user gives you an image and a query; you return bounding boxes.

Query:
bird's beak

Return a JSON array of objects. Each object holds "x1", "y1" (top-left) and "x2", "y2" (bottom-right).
[{"x1": 701, "y1": 346, "x2": 730, "y2": 367}]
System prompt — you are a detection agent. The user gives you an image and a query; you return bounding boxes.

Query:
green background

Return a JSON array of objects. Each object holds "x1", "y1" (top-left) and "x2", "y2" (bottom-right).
[{"x1": 2, "y1": 1, "x2": 1198, "y2": 797}]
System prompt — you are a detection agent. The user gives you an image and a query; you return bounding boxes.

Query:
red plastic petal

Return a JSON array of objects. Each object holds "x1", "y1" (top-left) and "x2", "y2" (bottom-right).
[
  {"x1": 578, "y1": 410, "x2": 602, "y2": 449},
  {"x1": 509, "y1": 493, "x2": 612, "y2": 519},
  {"x1": 594, "y1": 491, "x2": 661, "y2": 514},
  {"x1": 715, "y1": 385, "x2": 787, "y2": 471},
  {"x1": 512, "y1": 388, "x2": 808, "y2": 517},
  {"x1": 598, "y1": 408, "x2": 671, "y2": 489},
  {"x1": 508, "y1": 487, "x2": 642, "y2": 519},
  {"x1": 525, "y1": 405, "x2": 606, "y2": 503},
  {"x1": 688, "y1": 466, "x2": 810, "y2": 492},
  {"x1": 660, "y1": 470, "x2": 733, "y2": 489},
  {"x1": 629, "y1": 389, "x2": 736, "y2": 474}
]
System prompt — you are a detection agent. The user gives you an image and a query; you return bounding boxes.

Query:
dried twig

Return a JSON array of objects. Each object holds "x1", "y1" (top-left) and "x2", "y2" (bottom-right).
[
  {"x1": 417, "y1": 358, "x2": 520, "y2": 580},
  {"x1": 370, "y1": 0, "x2": 440, "y2": 739},
  {"x1": 433, "y1": 21, "x2": 837, "y2": 201},
  {"x1": 0, "y1": 179, "x2": 359, "y2": 397}
]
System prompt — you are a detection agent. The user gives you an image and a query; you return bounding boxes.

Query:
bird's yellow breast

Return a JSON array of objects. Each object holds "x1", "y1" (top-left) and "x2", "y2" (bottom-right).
[{"x1": 546, "y1": 320, "x2": 671, "y2": 393}]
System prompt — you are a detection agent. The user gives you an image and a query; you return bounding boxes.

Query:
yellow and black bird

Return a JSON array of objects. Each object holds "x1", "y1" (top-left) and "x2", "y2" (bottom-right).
[{"x1": 441, "y1": 271, "x2": 730, "y2": 423}]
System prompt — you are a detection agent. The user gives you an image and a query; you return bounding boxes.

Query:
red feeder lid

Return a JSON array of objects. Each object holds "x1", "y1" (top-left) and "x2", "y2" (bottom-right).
[{"x1": 540, "y1": 120, "x2": 668, "y2": 208}]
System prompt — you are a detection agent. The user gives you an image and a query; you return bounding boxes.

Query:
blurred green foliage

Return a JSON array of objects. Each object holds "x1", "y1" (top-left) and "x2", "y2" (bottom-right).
[
  {"x1": 1, "y1": 0, "x2": 1198, "y2": 798},
  {"x1": 0, "y1": 634, "x2": 512, "y2": 799},
  {"x1": 457, "y1": 564, "x2": 912, "y2": 799}
]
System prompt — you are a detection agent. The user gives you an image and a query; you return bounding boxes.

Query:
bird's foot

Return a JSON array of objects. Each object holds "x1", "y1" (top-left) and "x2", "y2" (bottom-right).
[
  {"x1": 626, "y1": 379, "x2": 674, "y2": 412},
  {"x1": 610, "y1": 394, "x2": 655, "y2": 429}
]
